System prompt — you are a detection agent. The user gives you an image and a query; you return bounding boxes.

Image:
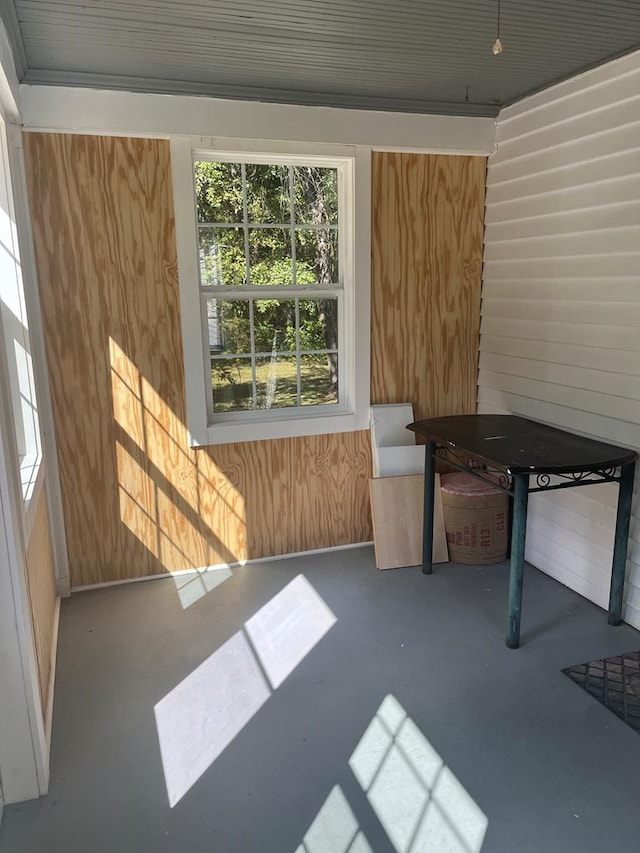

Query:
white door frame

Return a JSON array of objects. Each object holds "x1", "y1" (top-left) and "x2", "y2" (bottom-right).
[
  {"x1": 0, "y1": 343, "x2": 48, "y2": 804},
  {"x1": 0, "y1": 20, "x2": 50, "y2": 806}
]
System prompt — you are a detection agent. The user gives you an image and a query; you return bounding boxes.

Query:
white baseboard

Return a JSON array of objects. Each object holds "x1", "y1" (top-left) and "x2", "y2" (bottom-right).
[
  {"x1": 71, "y1": 541, "x2": 374, "y2": 593},
  {"x1": 44, "y1": 597, "x2": 61, "y2": 770},
  {"x1": 55, "y1": 576, "x2": 70, "y2": 598}
]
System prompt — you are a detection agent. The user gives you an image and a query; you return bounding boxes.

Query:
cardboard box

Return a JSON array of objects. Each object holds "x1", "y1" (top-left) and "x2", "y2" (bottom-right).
[{"x1": 440, "y1": 473, "x2": 509, "y2": 565}]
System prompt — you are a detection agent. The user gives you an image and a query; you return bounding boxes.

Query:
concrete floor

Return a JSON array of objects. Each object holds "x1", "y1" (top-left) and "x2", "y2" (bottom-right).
[{"x1": 2, "y1": 546, "x2": 640, "y2": 852}]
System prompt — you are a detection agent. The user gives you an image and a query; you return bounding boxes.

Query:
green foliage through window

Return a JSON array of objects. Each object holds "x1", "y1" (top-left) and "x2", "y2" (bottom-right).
[{"x1": 196, "y1": 159, "x2": 341, "y2": 413}]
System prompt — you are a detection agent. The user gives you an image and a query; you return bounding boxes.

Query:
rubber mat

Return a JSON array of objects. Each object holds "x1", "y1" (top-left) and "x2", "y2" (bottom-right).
[{"x1": 563, "y1": 650, "x2": 640, "y2": 734}]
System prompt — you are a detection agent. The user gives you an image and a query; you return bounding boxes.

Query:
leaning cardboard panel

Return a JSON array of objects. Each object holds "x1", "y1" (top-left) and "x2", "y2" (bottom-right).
[{"x1": 369, "y1": 474, "x2": 448, "y2": 570}]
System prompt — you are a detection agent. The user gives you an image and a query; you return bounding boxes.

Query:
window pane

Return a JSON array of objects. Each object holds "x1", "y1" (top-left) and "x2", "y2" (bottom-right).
[
  {"x1": 301, "y1": 354, "x2": 338, "y2": 406},
  {"x1": 295, "y1": 230, "x2": 338, "y2": 285},
  {"x1": 294, "y1": 167, "x2": 338, "y2": 224},
  {"x1": 256, "y1": 355, "x2": 298, "y2": 409},
  {"x1": 199, "y1": 228, "x2": 246, "y2": 287},
  {"x1": 299, "y1": 298, "x2": 338, "y2": 351},
  {"x1": 207, "y1": 299, "x2": 250, "y2": 355},
  {"x1": 254, "y1": 299, "x2": 295, "y2": 353},
  {"x1": 249, "y1": 228, "x2": 293, "y2": 285},
  {"x1": 212, "y1": 357, "x2": 253, "y2": 412},
  {"x1": 195, "y1": 162, "x2": 243, "y2": 223},
  {"x1": 246, "y1": 164, "x2": 290, "y2": 223}
]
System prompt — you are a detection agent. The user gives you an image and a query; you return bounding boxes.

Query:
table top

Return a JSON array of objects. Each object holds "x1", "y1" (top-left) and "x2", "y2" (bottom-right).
[{"x1": 407, "y1": 414, "x2": 637, "y2": 475}]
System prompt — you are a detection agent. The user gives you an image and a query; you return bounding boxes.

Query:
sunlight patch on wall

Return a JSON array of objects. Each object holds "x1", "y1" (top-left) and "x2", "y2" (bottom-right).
[
  {"x1": 156, "y1": 489, "x2": 208, "y2": 571},
  {"x1": 295, "y1": 786, "x2": 373, "y2": 853},
  {"x1": 116, "y1": 441, "x2": 158, "y2": 558},
  {"x1": 109, "y1": 342, "x2": 145, "y2": 449},
  {"x1": 349, "y1": 695, "x2": 488, "y2": 853},
  {"x1": 140, "y1": 374, "x2": 200, "y2": 513},
  {"x1": 109, "y1": 336, "x2": 246, "y2": 588},
  {"x1": 154, "y1": 574, "x2": 337, "y2": 807}
]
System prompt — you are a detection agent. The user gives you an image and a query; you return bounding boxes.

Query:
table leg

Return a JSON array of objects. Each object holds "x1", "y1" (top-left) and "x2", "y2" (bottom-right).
[
  {"x1": 506, "y1": 474, "x2": 529, "y2": 649},
  {"x1": 422, "y1": 440, "x2": 436, "y2": 574},
  {"x1": 608, "y1": 461, "x2": 636, "y2": 626}
]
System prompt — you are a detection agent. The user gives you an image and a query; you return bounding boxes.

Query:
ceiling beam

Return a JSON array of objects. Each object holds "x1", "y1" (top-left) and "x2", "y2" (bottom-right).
[{"x1": 21, "y1": 68, "x2": 500, "y2": 119}]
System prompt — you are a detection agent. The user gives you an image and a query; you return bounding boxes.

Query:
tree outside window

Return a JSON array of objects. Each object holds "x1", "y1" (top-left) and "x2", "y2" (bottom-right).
[{"x1": 194, "y1": 160, "x2": 341, "y2": 414}]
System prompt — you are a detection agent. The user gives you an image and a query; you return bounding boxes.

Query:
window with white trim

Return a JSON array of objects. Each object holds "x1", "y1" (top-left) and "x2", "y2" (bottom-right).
[
  {"x1": 0, "y1": 116, "x2": 41, "y2": 502},
  {"x1": 172, "y1": 140, "x2": 370, "y2": 447}
]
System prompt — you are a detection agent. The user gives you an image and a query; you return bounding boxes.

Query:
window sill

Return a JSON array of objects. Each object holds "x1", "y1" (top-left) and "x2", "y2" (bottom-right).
[{"x1": 190, "y1": 409, "x2": 368, "y2": 447}]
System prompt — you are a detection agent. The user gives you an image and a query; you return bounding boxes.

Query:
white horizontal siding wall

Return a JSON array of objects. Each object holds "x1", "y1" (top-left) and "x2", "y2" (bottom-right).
[{"x1": 480, "y1": 50, "x2": 640, "y2": 628}]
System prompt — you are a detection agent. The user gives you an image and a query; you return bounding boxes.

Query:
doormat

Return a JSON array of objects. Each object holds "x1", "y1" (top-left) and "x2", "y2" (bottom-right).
[{"x1": 562, "y1": 650, "x2": 640, "y2": 734}]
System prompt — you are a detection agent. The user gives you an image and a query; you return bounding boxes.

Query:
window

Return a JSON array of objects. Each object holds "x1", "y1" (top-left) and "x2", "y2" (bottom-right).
[
  {"x1": 172, "y1": 140, "x2": 370, "y2": 446},
  {"x1": 0, "y1": 116, "x2": 41, "y2": 501}
]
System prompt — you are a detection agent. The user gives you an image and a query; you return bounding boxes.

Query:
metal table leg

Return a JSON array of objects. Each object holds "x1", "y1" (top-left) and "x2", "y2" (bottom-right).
[
  {"x1": 506, "y1": 474, "x2": 529, "y2": 649},
  {"x1": 608, "y1": 461, "x2": 636, "y2": 626},
  {"x1": 422, "y1": 440, "x2": 436, "y2": 574}
]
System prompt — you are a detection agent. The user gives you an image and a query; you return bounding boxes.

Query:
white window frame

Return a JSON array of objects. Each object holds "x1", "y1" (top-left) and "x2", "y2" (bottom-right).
[
  {"x1": 171, "y1": 137, "x2": 370, "y2": 447},
  {"x1": 0, "y1": 115, "x2": 42, "y2": 509}
]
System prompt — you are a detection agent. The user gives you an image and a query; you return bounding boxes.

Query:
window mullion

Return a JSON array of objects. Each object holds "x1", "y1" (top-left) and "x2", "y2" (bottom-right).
[
  {"x1": 242, "y1": 163, "x2": 250, "y2": 286},
  {"x1": 249, "y1": 297, "x2": 257, "y2": 410},
  {"x1": 295, "y1": 298, "x2": 301, "y2": 406},
  {"x1": 289, "y1": 166, "x2": 301, "y2": 406},
  {"x1": 289, "y1": 165, "x2": 297, "y2": 288},
  {"x1": 202, "y1": 293, "x2": 215, "y2": 422},
  {"x1": 204, "y1": 286, "x2": 340, "y2": 297},
  {"x1": 241, "y1": 164, "x2": 257, "y2": 409}
]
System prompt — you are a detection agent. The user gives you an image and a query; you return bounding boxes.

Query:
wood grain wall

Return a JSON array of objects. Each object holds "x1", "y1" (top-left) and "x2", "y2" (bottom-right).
[
  {"x1": 24, "y1": 135, "x2": 485, "y2": 587},
  {"x1": 371, "y1": 152, "x2": 485, "y2": 421},
  {"x1": 25, "y1": 483, "x2": 57, "y2": 715},
  {"x1": 23, "y1": 133, "x2": 371, "y2": 587}
]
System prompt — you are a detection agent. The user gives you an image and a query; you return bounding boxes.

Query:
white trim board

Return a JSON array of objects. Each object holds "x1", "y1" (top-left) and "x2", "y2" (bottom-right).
[
  {"x1": 0, "y1": 363, "x2": 47, "y2": 803},
  {"x1": 0, "y1": 114, "x2": 48, "y2": 805},
  {"x1": 44, "y1": 597, "x2": 60, "y2": 759},
  {"x1": 9, "y1": 128, "x2": 70, "y2": 592},
  {"x1": 0, "y1": 17, "x2": 20, "y2": 123},
  {"x1": 19, "y1": 85, "x2": 496, "y2": 155},
  {"x1": 71, "y1": 541, "x2": 374, "y2": 593},
  {"x1": 172, "y1": 139, "x2": 370, "y2": 446}
]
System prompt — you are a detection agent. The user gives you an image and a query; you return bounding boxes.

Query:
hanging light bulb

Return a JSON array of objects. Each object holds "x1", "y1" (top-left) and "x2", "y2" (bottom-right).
[{"x1": 492, "y1": 0, "x2": 503, "y2": 54}]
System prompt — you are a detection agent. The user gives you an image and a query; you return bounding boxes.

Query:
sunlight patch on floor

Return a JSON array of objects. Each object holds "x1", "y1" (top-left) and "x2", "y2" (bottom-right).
[
  {"x1": 295, "y1": 786, "x2": 373, "y2": 853},
  {"x1": 349, "y1": 696, "x2": 488, "y2": 853},
  {"x1": 245, "y1": 574, "x2": 337, "y2": 689},
  {"x1": 172, "y1": 565, "x2": 233, "y2": 608},
  {"x1": 154, "y1": 630, "x2": 269, "y2": 807},
  {"x1": 155, "y1": 574, "x2": 337, "y2": 806}
]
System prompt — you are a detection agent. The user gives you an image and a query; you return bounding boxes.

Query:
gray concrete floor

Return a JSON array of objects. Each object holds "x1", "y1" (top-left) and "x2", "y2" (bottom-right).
[{"x1": 2, "y1": 546, "x2": 640, "y2": 852}]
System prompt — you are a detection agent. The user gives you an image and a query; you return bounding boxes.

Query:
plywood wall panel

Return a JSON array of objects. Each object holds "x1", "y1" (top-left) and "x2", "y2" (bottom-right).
[
  {"x1": 24, "y1": 132, "x2": 372, "y2": 587},
  {"x1": 24, "y1": 133, "x2": 188, "y2": 586},
  {"x1": 25, "y1": 484, "x2": 57, "y2": 715},
  {"x1": 25, "y1": 137, "x2": 480, "y2": 587},
  {"x1": 335, "y1": 430, "x2": 372, "y2": 545},
  {"x1": 284, "y1": 430, "x2": 372, "y2": 554},
  {"x1": 371, "y1": 152, "x2": 485, "y2": 421}
]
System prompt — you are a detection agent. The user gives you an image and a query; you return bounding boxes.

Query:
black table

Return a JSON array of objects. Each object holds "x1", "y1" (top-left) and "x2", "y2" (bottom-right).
[{"x1": 407, "y1": 415, "x2": 638, "y2": 648}]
